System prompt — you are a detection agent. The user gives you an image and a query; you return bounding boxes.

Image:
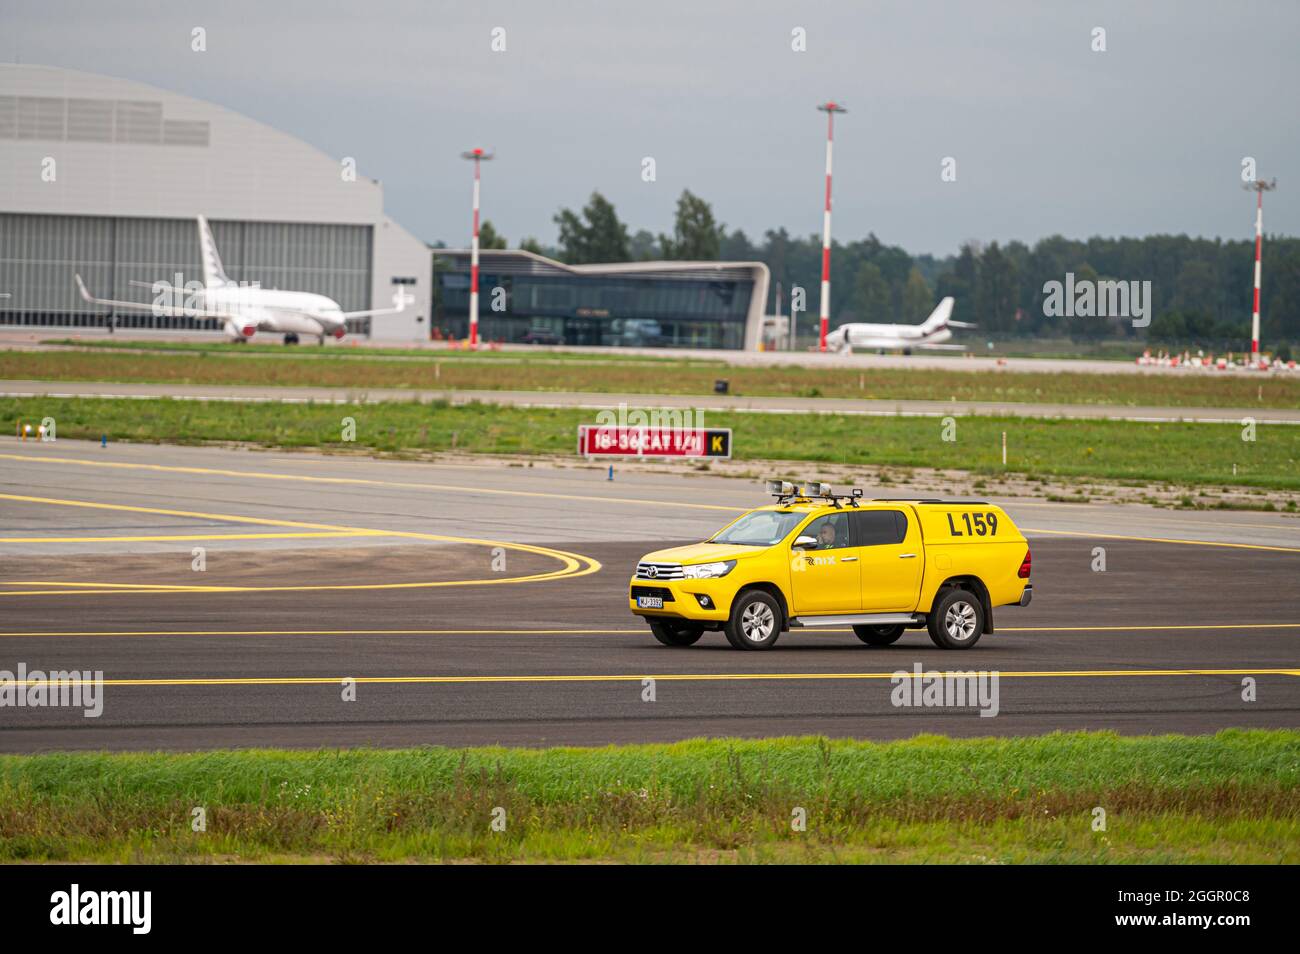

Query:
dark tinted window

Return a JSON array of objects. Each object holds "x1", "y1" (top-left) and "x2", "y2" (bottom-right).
[{"x1": 853, "y1": 510, "x2": 907, "y2": 546}]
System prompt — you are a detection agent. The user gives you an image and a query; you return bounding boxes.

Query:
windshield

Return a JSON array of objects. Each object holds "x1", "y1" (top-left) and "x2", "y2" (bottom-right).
[{"x1": 711, "y1": 510, "x2": 805, "y2": 547}]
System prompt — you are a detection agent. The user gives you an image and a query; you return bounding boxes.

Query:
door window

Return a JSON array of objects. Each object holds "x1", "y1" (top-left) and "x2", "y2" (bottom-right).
[{"x1": 801, "y1": 512, "x2": 852, "y2": 550}]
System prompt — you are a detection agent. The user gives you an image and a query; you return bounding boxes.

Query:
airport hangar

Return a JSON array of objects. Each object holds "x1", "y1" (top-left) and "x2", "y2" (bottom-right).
[{"x1": 0, "y1": 63, "x2": 431, "y2": 341}]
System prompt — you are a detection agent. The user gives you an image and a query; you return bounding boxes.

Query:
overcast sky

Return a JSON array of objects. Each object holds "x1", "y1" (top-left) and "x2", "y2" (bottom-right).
[{"x1": 3, "y1": 0, "x2": 1296, "y2": 255}]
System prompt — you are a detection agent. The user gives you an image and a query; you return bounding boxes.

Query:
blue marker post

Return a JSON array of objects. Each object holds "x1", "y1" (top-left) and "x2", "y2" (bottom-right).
[
  {"x1": 607, "y1": 465, "x2": 614, "y2": 481},
  {"x1": 101, "y1": 434, "x2": 107, "y2": 447}
]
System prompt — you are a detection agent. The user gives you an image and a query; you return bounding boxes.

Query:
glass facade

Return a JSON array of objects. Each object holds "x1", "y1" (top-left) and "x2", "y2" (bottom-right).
[
  {"x1": 0, "y1": 213, "x2": 372, "y2": 330},
  {"x1": 433, "y1": 252, "x2": 756, "y2": 349}
]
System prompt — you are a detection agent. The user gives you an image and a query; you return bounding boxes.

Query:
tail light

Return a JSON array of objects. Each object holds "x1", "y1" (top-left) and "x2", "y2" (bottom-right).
[{"x1": 1018, "y1": 548, "x2": 1032, "y2": 579}]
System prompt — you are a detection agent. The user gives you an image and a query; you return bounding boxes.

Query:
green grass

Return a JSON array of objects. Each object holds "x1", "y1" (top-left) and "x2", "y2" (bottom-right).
[
  {"x1": 38, "y1": 338, "x2": 709, "y2": 364},
  {"x1": 0, "y1": 731, "x2": 1295, "y2": 863},
  {"x1": 13, "y1": 346, "x2": 1300, "y2": 409},
  {"x1": 5, "y1": 395, "x2": 1298, "y2": 490}
]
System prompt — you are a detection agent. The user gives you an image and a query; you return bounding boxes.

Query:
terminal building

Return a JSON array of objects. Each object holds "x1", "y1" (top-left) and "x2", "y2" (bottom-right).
[
  {"x1": 0, "y1": 64, "x2": 430, "y2": 340},
  {"x1": 432, "y1": 249, "x2": 770, "y2": 350}
]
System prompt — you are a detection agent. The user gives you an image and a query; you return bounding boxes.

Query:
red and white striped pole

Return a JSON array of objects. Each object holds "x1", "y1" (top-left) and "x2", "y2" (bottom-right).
[
  {"x1": 1245, "y1": 178, "x2": 1276, "y2": 366},
  {"x1": 461, "y1": 148, "x2": 494, "y2": 349},
  {"x1": 816, "y1": 102, "x2": 845, "y2": 353}
]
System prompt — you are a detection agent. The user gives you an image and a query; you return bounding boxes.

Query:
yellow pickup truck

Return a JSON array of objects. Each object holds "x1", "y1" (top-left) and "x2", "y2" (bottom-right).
[{"x1": 629, "y1": 481, "x2": 1032, "y2": 650}]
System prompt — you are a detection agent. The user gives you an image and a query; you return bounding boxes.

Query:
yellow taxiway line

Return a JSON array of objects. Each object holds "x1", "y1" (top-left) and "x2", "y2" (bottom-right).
[
  {"x1": 0, "y1": 531, "x2": 370, "y2": 544},
  {"x1": 0, "y1": 451, "x2": 742, "y2": 512},
  {"x1": 4, "y1": 450, "x2": 1299, "y2": 552},
  {"x1": 5, "y1": 668, "x2": 1297, "y2": 688},
  {"x1": 1, "y1": 623, "x2": 1299, "y2": 638},
  {"x1": 1022, "y1": 526, "x2": 1300, "y2": 553}
]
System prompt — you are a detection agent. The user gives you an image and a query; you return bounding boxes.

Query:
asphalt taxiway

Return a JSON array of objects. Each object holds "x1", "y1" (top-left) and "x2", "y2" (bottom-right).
[{"x1": 0, "y1": 440, "x2": 1296, "y2": 751}]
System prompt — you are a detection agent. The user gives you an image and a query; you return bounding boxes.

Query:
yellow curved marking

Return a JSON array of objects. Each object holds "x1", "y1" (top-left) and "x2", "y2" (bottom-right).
[
  {"x1": 0, "y1": 452, "x2": 742, "y2": 512},
  {"x1": 0, "y1": 492, "x2": 600, "y2": 594},
  {"x1": 7, "y1": 668, "x2": 1298, "y2": 688},
  {"x1": 1023, "y1": 526, "x2": 1300, "y2": 553},
  {"x1": 2, "y1": 622, "x2": 1299, "y2": 638}
]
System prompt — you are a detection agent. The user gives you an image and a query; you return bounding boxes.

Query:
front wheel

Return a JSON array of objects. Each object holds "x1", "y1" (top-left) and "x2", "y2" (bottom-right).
[
  {"x1": 853, "y1": 624, "x2": 904, "y2": 646},
  {"x1": 724, "y1": 590, "x2": 782, "y2": 650},
  {"x1": 649, "y1": 621, "x2": 704, "y2": 647},
  {"x1": 927, "y1": 589, "x2": 984, "y2": 649}
]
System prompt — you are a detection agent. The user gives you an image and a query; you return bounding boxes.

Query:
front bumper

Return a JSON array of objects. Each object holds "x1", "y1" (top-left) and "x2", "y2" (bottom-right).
[{"x1": 628, "y1": 577, "x2": 734, "y2": 622}]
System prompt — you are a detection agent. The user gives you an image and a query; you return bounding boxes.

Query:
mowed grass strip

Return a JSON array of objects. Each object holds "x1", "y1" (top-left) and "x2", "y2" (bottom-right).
[
  {"x1": 0, "y1": 731, "x2": 1295, "y2": 863},
  {"x1": 9, "y1": 347, "x2": 1300, "y2": 409},
  {"x1": 40, "y1": 338, "x2": 705, "y2": 364},
  {"x1": 4, "y1": 395, "x2": 1297, "y2": 490}
]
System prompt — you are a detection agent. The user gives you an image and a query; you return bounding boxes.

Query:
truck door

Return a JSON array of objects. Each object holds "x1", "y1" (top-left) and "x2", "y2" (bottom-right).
[
  {"x1": 852, "y1": 509, "x2": 923, "y2": 612},
  {"x1": 788, "y1": 512, "x2": 860, "y2": 615}
]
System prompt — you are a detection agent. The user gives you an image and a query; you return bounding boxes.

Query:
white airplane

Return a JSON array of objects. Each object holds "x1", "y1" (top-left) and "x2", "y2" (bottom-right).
[
  {"x1": 824, "y1": 297, "x2": 974, "y2": 353},
  {"x1": 75, "y1": 215, "x2": 408, "y2": 344}
]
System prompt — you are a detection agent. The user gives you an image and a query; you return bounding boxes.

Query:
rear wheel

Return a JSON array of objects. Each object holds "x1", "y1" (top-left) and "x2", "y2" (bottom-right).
[
  {"x1": 649, "y1": 621, "x2": 704, "y2": 647},
  {"x1": 723, "y1": 590, "x2": 782, "y2": 650},
  {"x1": 853, "y1": 624, "x2": 905, "y2": 646},
  {"x1": 927, "y1": 589, "x2": 984, "y2": 649},
  {"x1": 284, "y1": 333, "x2": 299, "y2": 345}
]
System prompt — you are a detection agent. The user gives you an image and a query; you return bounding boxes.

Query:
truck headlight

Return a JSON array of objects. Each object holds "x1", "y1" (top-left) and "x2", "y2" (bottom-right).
[{"x1": 682, "y1": 560, "x2": 736, "y2": 579}]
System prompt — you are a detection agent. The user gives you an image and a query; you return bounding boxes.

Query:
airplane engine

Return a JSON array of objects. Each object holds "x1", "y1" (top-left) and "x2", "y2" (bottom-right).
[{"x1": 223, "y1": 320, "x2": 255, "y2": 342}]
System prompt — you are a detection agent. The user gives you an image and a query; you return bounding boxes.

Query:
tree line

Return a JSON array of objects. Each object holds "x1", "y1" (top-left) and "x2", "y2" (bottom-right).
[{"x1": 472, "y1": 190, "x2": 1300, "y2": 353}]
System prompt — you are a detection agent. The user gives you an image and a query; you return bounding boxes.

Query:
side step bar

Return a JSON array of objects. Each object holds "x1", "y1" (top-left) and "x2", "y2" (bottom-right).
[{"x1": 790, "y1": 613, "x2": 923, "y2": 628}]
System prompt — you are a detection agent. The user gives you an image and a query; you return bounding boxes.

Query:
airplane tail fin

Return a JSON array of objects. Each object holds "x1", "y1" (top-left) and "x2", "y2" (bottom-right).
[
  {"x1": 919, "y1": 297, "x2": 956, "y2": 332},
  {"x1": 197, "y1": 215, "x2": 231, "y2": 288}
]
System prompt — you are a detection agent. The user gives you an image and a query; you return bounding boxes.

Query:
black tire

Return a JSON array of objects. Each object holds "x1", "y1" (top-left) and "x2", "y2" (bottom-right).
[
  {"x1": 853, "y1": 624, "x2": 905, "y2": 646},
  {"x1": 284, "y1": 333, "x2": 299, "y2": 345},
  {"x1": 927, "y1": 589, "x2": 984, "y2": 649},
  {"x1": 649, "y1": 621, "x2": 704, "y2": 647},
  {"x1": 723, "y1": 590, "x2": 782, "y2": 650}
]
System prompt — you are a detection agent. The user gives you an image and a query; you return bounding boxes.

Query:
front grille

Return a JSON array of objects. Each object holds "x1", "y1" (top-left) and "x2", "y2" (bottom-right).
[
  {"x1": 635, "y1": 562, "x2": 684, "y2": 580},
  {"x1": 630, "y1": 585, "x2": 674, "y2": 602}
]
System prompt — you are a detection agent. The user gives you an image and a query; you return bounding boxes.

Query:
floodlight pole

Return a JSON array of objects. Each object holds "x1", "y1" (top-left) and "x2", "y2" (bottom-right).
[
  {"x1": 461, "y1": 148, "x2": 494, "y2": 348},
  {"x1": 1244, "y1": 178, "x2": 1277, "y2": 363},
  {"x1": 816, "y1": 102, "x2": 846, "y2": 353}
]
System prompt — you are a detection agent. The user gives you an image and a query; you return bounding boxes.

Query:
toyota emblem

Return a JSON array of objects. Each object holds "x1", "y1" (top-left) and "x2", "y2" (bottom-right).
[{"x1": 646, "y1": 566, "x2": 659, "y2": 578}]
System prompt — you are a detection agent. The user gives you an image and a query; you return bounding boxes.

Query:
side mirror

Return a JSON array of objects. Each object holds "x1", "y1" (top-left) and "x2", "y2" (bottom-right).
[{"x1": 793, "y1": 535, "x2": 818, "y2": 550}]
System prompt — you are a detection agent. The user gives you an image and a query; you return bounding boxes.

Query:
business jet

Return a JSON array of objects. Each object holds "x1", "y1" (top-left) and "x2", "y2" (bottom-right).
[
  {"x1": 824, "y1": 297, "x2": 974, "y2": 354},
  {"x1": 75, "y1": 216, "x2": 408, "y2": 344}
]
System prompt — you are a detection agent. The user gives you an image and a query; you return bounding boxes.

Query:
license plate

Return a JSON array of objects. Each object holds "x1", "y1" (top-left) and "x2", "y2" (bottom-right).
[{"x1": 637, "y1": 596, "x2": 664, "y2": 609}]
